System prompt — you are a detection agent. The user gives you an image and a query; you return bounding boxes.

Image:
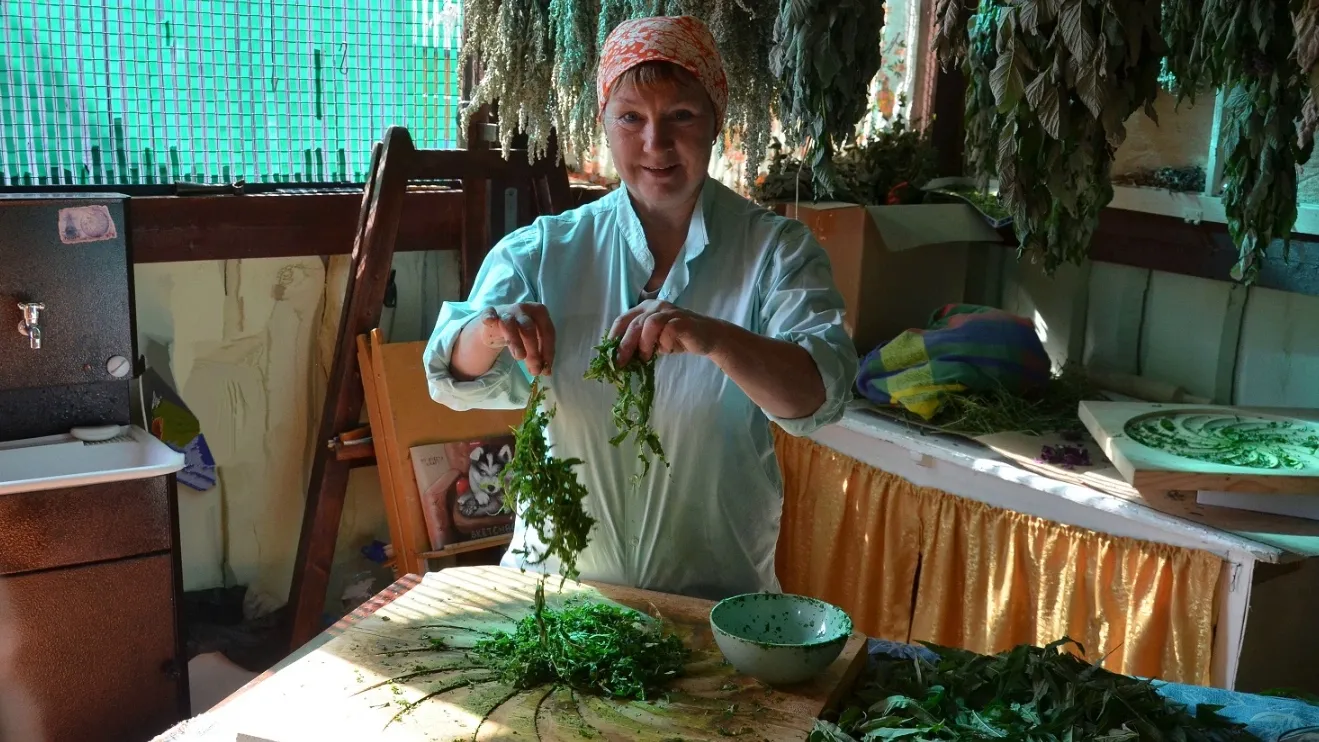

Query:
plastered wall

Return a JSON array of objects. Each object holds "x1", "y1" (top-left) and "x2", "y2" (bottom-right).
[{"x1": 133, "y1": 249, "x2": 461, "y2": 613}]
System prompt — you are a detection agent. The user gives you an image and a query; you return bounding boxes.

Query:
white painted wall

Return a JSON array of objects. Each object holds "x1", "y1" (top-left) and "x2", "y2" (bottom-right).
[
  {"x1": 997, "y1": 249, "x2": 1319, "y2": 409},
  {"x1": 133, "y1": 249, "x2": 462, "y2": 616}
]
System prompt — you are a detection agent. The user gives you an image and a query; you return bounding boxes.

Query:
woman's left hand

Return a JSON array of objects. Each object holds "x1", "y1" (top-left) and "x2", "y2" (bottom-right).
[{"x1": 610, "y1": 300, "x2": 725, "y2": 365}]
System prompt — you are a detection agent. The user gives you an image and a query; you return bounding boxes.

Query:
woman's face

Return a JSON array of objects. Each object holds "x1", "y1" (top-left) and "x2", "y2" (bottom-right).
[{"x1": 603, "y1": 70, "x2": 717, "y2": 216}]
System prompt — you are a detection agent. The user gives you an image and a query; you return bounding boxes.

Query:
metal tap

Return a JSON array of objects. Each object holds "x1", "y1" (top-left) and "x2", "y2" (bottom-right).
[{"x1": 17, "y1": 302, "x2": 44, "y2": 349}]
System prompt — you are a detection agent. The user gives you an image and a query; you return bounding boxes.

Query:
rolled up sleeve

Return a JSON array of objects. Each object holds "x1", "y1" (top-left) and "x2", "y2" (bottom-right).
[
  {"x1": 422, "y1": 224, "x2": 541, "y2": 411},
  {"x1": 757, "y1": 219, "x2": 859, "y2": 436}
]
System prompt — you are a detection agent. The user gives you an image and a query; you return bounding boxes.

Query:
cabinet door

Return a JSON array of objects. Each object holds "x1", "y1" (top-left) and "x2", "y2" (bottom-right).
[{"x1": 4, "y1": 553, "x2": 184, "y2": 742}]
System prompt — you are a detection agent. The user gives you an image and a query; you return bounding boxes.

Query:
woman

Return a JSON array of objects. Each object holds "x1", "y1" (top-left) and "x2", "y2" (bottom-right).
[{"x1": 423, "y1": 15, "x2": 858, "y2": 600}]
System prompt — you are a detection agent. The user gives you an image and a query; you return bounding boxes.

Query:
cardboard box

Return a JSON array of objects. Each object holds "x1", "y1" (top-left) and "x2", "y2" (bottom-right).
[{"x1": 782, "y1": 201, "x2": 1004, "y2": 355}]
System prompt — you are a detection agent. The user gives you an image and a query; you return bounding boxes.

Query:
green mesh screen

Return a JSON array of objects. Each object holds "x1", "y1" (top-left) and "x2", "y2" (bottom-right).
[{"x1": 0, "y1": 0, "x2": 463, "y2": 187}]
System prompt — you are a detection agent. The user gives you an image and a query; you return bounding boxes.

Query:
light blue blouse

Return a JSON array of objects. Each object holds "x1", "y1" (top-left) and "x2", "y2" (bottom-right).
[{"x1": 422, "y1": 177, "x2": 858, "y2": 600}]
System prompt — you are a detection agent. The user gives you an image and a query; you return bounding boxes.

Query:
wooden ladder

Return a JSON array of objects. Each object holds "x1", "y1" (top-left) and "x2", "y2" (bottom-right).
[{"x1": 284, "y1": 125, "x2": 572, "y2": 650}]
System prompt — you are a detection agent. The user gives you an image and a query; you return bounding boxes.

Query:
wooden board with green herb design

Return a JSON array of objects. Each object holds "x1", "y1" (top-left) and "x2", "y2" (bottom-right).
[
  {"x1": 1080, "y1": 401, "x2": 1319, "y2": 495},
  {"x1": 176, "y1": 567, "x2": 867, "y2": 742}
]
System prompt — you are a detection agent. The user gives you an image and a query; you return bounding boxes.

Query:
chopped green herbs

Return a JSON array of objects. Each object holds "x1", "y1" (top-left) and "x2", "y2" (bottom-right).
[
  {"x1": 1125, "y1": 412, "x2": 1319, "y2": 471},
  {"x1": 883, "y1": 366, "x2": 1097, "y2": 438},
  {"x1": 584, "y1": 333, "x2": 668, "y2": 481},
  {"x1": 814, "y1": 639, "x2": 1259, "y2": 742},
  {"x1": 470, "y1": 580, "x2": 689, "y2": 701},
  {"x1": 504, "y1": 378, "x2": 596, "y2": 582}
]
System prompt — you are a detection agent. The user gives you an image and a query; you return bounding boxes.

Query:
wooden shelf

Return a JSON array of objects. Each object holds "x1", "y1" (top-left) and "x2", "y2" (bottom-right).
[{"x1": 417, "y1": 533, "x2": 513, "y2": 560}]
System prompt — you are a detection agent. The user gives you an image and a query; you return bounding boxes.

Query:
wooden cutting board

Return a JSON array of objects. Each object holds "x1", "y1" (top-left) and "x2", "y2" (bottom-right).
[
  {"x1": 172, "y1": 566, "x2": 868, "y2": 742},
  {"x1": 1079, "y1": 401, "x2": 1319, "y2": 495}
]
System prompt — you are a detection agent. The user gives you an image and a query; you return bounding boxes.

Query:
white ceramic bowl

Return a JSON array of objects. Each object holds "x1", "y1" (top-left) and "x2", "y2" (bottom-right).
[{"x1": 709, "y1": 592, "x2": 853, "y2": 686}]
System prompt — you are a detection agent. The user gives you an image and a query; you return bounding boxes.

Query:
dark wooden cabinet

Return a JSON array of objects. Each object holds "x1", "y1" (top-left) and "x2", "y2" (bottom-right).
[{"x1": 0, "y1": 474, "x2": 189, "y2": 742}]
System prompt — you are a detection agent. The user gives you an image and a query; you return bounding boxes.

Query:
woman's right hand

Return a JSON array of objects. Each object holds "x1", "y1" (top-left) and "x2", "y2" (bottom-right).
[{"x1": 475, "y1": 303, "x2": 556, "y2": 376}]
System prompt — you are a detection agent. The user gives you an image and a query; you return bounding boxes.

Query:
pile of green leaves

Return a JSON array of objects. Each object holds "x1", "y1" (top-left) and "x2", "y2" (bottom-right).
[
  {"x1": 1165, "y1": 0, "x2": 1313, "y2": 283},
  {"x1": 955, "y1": 0, "x2": 1166, "y2": 275},
  {"x1": 470, "y1": 580, "x2": 689, "y2": 701},
  {"x1": 503, "y1": 379, "x2": 596, "y2": 582},
  {"x1": 768, "y1": 0, "x2": 886, "y2": 199},
  {"x1": 812, "y1": 638, "x2": 1260, "y2": 742},
  {"x1": 584, "y1": 333, "x2": 669, "y2": 481},
  {"x1": 752, "y1": 113, "x2": 939, "y2": 204}
]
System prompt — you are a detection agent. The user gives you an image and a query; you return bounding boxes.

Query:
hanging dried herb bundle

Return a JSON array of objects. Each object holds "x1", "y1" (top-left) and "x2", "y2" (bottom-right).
[
  {"x1": 955, "y1": 0, "x2": 1164, "y2": 274},
  {"x1": 470, "y1": 581, "x2": 689, "y2": 700},
  {"x1": 769, "y1": 0, "x2": 886, "y2": 199},
  {"x1": 1183, "y1": 0, "x2": 1311, "y2": 282},
  {"x1": 1158, "y1": 0, "x2": 1203, "y2": 97},
  {"x1": 503, "y1": 379, "x2": 596, "y2": 582},
  {"x1": 933, "y1": 0, "x2": 977, "y2": 70},
  {"x1": 584, "y1": 334, "x2": 668, "y2": 480},
  {"x1": 813, "y1": 638, "x2": 1258, "y2": 742},
  {"x1": 461, "y1": 0, "x2": 780, "y2": 185},
  {"x1": 460, "y1": 0, "x2": 558, "y2": 163},
  {"x1": 1297, "y1": 1, "x2": 1319, "y2": 151}
]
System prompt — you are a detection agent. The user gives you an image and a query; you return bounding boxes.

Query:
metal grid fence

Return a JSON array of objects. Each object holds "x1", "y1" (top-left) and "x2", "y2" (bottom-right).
[{"x1": 0, "y1": 0, "x2": 464, "y2": 187}]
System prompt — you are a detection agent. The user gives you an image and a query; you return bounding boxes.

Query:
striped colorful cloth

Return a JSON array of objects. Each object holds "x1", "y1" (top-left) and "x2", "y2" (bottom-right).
[{"x1": 855, "y1": 303, "x2": 1051, "y2": 420}]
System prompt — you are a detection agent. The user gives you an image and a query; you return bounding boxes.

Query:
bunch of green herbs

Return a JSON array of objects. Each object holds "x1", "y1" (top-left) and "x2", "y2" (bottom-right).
[
  {"x1": 1112, "y1": 165, "x2": 1207, "y2": 193},
  {"x1": 503, "y1": 378, "x2": 596, "y2": 582},
  {"x1": 812, "y1": 638, "x2": 1259, "y2": 742},
  {"x1": 886, "y1": 365, "x2": 1097, "y2": 438},
  {"x1": 470, "y1": 580, "x2": 689, "y2": 701},
  {"x1": 1194, "y1": 0, "x2": 1311, "y2": 282},
  {"x1": 584, "y1": 333, "x2": 669, "y2": 481},
  {"x1": 753, "y1": 112, "x2": 939, "y2": 204},
  {"x1": 957, "y1": 0, "x2": 1166, "y2": 275},
  {"x1": 768, "y1": 0, "x2": 886, "y2": 198}
]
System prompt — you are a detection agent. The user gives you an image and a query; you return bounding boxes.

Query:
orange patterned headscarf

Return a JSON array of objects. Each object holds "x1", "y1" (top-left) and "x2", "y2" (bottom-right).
[{"x1": 597, "y1": 16, "x2": 729, "y2": 130}]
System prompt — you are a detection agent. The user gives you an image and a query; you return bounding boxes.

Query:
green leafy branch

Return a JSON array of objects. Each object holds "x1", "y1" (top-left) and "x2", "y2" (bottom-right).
[
  {"x1": 584, "y1": 334, "x2": 669, "y2": 482},
  {"x1": 503, "y1": 379, "x2": 596, "y2": 583}
]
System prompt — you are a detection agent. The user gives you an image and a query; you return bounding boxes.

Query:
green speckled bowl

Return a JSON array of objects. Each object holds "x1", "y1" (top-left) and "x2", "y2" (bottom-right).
[{"x1": 709, "y1": 592, "x2": 853, "y2": 686}]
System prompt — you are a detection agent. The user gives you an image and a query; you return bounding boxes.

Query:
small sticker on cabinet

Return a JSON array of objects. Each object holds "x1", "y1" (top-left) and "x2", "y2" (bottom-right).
[{"x1": 57, "y1": 205, "x2": 118, "y2": 244}]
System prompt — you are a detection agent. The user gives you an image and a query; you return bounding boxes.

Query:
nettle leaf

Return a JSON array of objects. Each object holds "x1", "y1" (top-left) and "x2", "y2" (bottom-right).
[
  {"x1": 991, "y1": 43, "x2": 1026, "y2": 110},
  {"x1": 1038, "y1": 81, "x2": 1063, "y2": 140},
  {"x1": 1074, "y1": 61, "x2": 1102, "y2": 119},
  {"x1": 1059, "y1": 0, "x2": 1093, "y2": 62},
  {"x1": 1018, "y1": 0, "x2": 1042, "y2": 33}
]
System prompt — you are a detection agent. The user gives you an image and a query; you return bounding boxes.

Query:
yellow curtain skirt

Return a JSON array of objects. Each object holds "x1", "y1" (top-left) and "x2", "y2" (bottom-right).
[{"x1": 773, "y1": 428, "x2": 1222, "y2": 686}]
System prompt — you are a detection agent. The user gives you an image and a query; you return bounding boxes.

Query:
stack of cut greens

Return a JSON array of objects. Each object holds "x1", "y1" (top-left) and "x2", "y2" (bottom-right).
[
  {"x1": 812, "y1": 639, "x2": 1260, "y2": 742},
  {"x1": 584, "y1": 333, "x2": 669, "y2": 481},
  {"x1": 470, "y1": 579, "x2": 689, "y2": 701}
]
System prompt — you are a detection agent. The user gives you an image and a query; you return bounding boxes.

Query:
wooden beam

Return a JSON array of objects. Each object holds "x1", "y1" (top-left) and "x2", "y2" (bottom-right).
[
  {"x1": 128, "y1": 189, "x2": 463, "y2": 263},
  {"x1": 1090, "y1": 209, "x2": 1319, "y2": 297}
]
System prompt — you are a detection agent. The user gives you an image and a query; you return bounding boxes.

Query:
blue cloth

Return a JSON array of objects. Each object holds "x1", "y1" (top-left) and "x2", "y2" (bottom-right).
[
  {"x1": 422, "y1": 177, "x2": 858, "y2": 600},
  {"x1": 865, "y1": 640, "x2": 1319, "y2": 741}
]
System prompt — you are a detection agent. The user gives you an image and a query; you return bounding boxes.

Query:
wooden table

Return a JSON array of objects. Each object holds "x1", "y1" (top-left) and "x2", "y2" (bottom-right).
[{"x1": 153, "y1": 567, "x2": 868, "y2": 741}]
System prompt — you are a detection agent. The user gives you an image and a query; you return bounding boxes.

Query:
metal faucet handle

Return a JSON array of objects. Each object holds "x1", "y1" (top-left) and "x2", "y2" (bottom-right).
[
  {"x1": 18, "y1": 302, "x2": 45, "y2": 322},
  {"x1": 17, "y1": 302, "x2": 44, "y2": 349}
]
